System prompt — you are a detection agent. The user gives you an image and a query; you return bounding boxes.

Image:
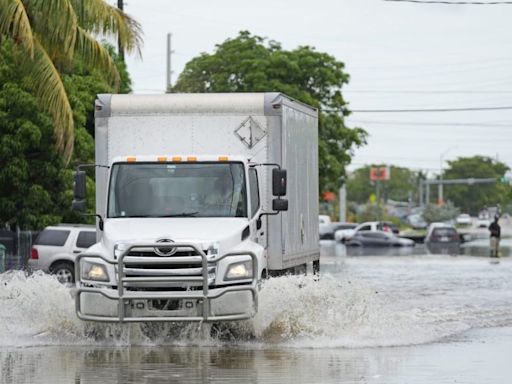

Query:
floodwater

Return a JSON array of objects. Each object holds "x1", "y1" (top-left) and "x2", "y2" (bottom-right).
[{"x1": 2, "y1": 240, "x2": 512, "y2": 383}]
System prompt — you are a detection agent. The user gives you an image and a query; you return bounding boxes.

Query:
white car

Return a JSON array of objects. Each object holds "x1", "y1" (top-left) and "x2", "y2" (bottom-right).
[
  {"x1": 28, "y1": 224, "x2": 96, "y2": 284},
  {"x1": 456, "y1": 214, "x2": 472, "y2": 226},
  {"x1": 319, "y1": 215, "x2": 332, "y2": 225},
  {"x1": 476, "y1": 217, "x2": 490, "y2": 228},
  {"x1": 334, "y1": 221, "x2": 397, "y2": 242}
]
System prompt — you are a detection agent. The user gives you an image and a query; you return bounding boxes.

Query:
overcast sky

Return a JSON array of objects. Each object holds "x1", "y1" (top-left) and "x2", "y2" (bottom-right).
[{"x1": 119, "y1": 0, "x2": 512, "y2": 174}]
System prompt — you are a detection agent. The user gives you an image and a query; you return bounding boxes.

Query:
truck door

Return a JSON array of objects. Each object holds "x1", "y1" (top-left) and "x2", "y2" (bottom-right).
[{"x1": 249, "y1": 168, "x2": 266, "y2": 248}]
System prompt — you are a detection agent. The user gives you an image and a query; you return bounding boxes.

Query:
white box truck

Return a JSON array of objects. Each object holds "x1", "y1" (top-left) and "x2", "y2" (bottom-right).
[{"x1": 72, "y1": 93, "x2": 319, "y2": 323}]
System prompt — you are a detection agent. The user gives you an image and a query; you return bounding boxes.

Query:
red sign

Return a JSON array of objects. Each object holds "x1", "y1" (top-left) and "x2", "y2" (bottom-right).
[
  {"x1": 370, "y1": 167, "x2": 390, "y2": 181},
  {"x1": 322, "y1": 191, "x2": 336, "y2": 202}
]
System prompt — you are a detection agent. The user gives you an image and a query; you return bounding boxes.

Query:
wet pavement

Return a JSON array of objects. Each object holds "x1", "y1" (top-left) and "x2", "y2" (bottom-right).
[{"x1": 2, "y1": 238, "x2": 512, "y2": 383}]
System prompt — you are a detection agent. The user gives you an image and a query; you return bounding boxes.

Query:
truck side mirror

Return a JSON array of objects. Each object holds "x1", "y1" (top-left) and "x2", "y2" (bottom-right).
[
  {"x1": 72, "y1": 171, "x2": 87, "y2": 212},
  {"x1": 272, "y1": 169, "x2": 287, "y2": 196},
  {"x1": 272, "y1": 198, "x2": 288, "y2": 211}
]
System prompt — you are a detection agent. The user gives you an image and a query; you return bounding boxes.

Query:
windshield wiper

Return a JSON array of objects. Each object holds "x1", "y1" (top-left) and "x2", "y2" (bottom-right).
[{"x1": 158, "y1": 212, "x2": 199, "y2": 217}]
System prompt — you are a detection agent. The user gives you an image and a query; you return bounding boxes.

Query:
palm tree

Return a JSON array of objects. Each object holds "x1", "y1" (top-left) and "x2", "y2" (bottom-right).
[{"x1": 0, "y1": 0, "x2": 142, "y2": 162}]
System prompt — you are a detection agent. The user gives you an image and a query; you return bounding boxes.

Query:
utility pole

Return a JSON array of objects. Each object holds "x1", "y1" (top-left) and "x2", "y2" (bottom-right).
[
  {"x1": 117, "y1": 0, "x2": 125, "y2": 61},
  {"x1": 166, "y1": 33, "x2": 174, "y2": 92},
  {"x1": 439, "y1": 146, "x2": 457, "y2": 205},
  {"x1": 339, "y1": 184, "x2": 346, "y2": 222}
]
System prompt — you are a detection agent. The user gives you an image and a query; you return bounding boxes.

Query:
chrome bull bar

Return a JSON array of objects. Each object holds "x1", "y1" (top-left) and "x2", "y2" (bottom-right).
[{"x1": 75, "y1": 242, "x2": 258, "y2": 323}]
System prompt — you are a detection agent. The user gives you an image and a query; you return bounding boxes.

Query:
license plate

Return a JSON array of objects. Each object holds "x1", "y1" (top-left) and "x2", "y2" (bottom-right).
[{"x1": 440, "y1": 236, "x2": 449, "y2": 242}]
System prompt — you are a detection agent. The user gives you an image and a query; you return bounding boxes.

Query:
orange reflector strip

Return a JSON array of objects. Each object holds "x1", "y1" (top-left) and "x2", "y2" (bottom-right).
[
  {"x1": 187, "y1": 156, "x2": 197, "y2": 162},
  {"x1": 157, "y1": 156, "x2": 167, "y2": 162},
  {"x1": 127, "y1": 157, "x2": 136, "y2": 162},
  {"x1": 172, "y1": 156, "x2": 182, "y2": 162},
  {"x1": 218, "y1": 156, "x2": 229, "y2": 161}
]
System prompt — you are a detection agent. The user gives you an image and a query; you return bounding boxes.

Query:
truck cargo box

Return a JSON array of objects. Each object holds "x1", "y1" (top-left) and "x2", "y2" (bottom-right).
[{"x1": 94, "y1": 92, "x2": 319, "y2": 271}]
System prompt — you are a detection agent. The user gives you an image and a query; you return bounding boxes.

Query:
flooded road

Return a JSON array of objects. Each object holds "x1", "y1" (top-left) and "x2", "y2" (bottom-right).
[{"x1": 2, "y1": 241, "x2": 512, "y2": 383}]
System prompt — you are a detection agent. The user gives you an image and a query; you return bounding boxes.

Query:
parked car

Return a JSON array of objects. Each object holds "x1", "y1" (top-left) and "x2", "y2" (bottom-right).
[
  {"x1": 319, "y1": 215, "x2": 332, "y2": 225},
  {"x1": 320, "y1": 222, "x2": 357, "y2": 240},
  {"x1": 425, "y1": 223, "x2": 460, "y2": 254},
  {"x1": 407, "y1": 214, "x2": 427, "y2": 229},
  {"x1": 456, "y1": 214, "x2": 472, "y2": 226},
  {"x1": 425, "y1": 223, "x2": 460, "y2": 243},
  {"x1": 345, "y1": 230, "x2": 415, "y2": 247},
  {"x1": 335, "y1": 221, "x2": 398, "y2": 242},
  {"x1": 476, "y1": 216, "x2": 490, "y2": 228},
  {"x1": 28, "y1": 224, "x2": 96, "y2": 284}
]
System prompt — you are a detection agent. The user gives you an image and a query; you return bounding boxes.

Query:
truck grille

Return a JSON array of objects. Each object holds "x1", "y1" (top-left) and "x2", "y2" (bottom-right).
[{"x1": 118, "y1": 247, "x2": 215, "y2": 290}]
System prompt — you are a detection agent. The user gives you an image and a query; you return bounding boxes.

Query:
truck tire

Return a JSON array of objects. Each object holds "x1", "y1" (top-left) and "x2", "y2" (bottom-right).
[
  {"x1": 50, "y1": 261, "x2": 75, "y2": 284},
  {"x1": 313, "y1": 260, "x2": 320, "y2": 276}
]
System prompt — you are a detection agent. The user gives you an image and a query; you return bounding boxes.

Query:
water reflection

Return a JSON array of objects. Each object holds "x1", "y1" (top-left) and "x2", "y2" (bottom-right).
[
  {"x1": 3, "y1": 327, "x2": 512, "y2": 384},
  {"x1": 0, "y1": 345, "x2": 405, "y2": 384}
]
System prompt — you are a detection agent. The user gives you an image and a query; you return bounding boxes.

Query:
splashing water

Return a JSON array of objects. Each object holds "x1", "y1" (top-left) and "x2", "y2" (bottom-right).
[{"x1": 2, "y1": 255, "x2": 512, "y2": 349}]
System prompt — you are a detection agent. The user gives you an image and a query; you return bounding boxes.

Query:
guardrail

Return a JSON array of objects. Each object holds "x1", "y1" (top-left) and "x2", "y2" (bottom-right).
[{"x1": 75, "y1": 242, "x2": 258, "y2": 323}]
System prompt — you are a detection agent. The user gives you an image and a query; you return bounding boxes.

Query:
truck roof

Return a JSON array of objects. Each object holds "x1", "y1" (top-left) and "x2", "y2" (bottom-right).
[{"x1": 95, "y1": 93, "x2": 318, "y2": 118}]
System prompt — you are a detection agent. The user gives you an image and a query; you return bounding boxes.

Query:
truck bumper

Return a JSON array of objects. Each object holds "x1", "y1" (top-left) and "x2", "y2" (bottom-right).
[{"x1": 77, "y1": 286, "x2": 256, "y2": 322}]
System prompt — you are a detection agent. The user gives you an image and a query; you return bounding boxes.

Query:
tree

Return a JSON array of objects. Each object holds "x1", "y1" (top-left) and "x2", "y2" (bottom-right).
[
  {"x1": 443, "y1": 156, "x2": 511, "y2": 215},
  {"x1": 172, "y1": 31, "x2": 367, "y2": 192},
  {"x1": 346, "y1": 165, "x2": 421, "y2": 204},
  {"x1": 0, "y1": 40, "x2": 131, "y2": 229},
  {"x1": 0, "y1": 0, "x2": 142, "y2": 161},
  {"x1": 422, "y1": 202, "x2": 459, "y2": 224}
]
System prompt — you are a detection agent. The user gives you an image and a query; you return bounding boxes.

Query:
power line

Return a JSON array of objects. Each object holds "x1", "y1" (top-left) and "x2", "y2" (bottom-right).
[
  {"x1": 346, "y1": 106, "x2": 512, "y2": 113},
  {"x1": 384, "y1": 0, "x2": 512, "y2": 4},
  {"x1": 345, "y1": 90, "x2": 512, "y2": 94},
  {"x1": 349, "y1": 119, "x2": 511, "y2": 127}
]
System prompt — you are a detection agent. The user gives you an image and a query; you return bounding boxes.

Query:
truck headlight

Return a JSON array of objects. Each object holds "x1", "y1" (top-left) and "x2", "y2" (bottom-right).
[
  {"x1": 81, "y1": 262, "x2": 109, "y2": 282},
  {"x1": 225, "y1": 261, "x2": 253, "y2": 281}
]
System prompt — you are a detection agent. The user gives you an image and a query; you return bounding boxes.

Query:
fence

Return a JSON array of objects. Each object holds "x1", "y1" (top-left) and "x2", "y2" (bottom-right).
[{"x1": 0, "y1": 229, "x2": 37, "y2": 271}]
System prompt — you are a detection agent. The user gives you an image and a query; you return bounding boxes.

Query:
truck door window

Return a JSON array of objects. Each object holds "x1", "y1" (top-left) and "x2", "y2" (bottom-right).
[
  {"x1": 249, "y1": 168, "x2": 260, "y2": 217},
  {"x1": 108, "y1": 162, "x2": 248, "y2": 218}
]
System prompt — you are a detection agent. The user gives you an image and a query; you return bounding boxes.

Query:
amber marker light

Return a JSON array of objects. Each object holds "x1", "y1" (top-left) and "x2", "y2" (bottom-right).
[
  {"x1": 218, "y1": 156, "x2": 229, "y2": 161},
  {"x1": 187, "y1": 156, "x2": 197, "y2": 162},
  {"x1": 157, "y1": 156, "x2": 167, "y2": 162},
  {"x1": 127, "y1": 156, "x2": 136, "y2": 162},
  {"x1": 172, "y1": 156, "x2": 182, "y2": 162}
]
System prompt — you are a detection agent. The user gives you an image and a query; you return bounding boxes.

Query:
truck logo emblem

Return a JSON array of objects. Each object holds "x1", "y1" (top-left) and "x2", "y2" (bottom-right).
[
  {"x1": 234, "y1": 116, "x2": 266, "y2": 149},
  {"x1": 154, "y1": 238, "x2": 177, "y2": 256}
]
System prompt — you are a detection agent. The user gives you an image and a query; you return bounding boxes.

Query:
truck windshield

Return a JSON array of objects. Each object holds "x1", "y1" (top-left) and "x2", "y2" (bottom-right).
[{"x1": 107, "y1": 162, "x2": 248, "y2": 218}]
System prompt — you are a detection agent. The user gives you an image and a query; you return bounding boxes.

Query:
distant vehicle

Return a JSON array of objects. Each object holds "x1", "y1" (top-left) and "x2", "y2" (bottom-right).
[
  {"x1": 28, "y1": 224, "x2": 96, "y2": 284},
  {"x1": 319, "y1": 215, "x2": 332, "y2": 225},
  {"x1": 476, "y1": 217, "x2": 491, "y2": 228},
  {"x1": 335, "y1": 221, "x2": 398, "y2": 242},
  {"x1": 345, "y1": 231, "x2": 415, "y2": 247},
  {"x1": 425, "y1": 223, "x2": 460, "y2": 243},
  {"x1": 406, "y1": 214, "x2": 428, "y2": 229},
  {"x1": 321, "y1": 222, "x2": 357, "y2": 241},
  {"x1": 456, "y1": 214, "x2": 472, "y2": 226}
]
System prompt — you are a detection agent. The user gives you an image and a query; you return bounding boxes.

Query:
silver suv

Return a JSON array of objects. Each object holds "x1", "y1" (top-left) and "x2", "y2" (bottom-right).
[{"x1": 28, "y1": 224, "x2": 96, "y2": 283}]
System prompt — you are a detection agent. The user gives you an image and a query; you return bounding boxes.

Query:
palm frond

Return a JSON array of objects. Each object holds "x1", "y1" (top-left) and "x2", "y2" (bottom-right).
[
  {"x1": 70, "y1": 0, "x2": 143, "y2": 57},
  {"x1": 0, "y1": 0, "x2": 34, "y2": 56},
  {"x1": 31, "y1": 38, "x2": 75, "y2": 162},
  {"x1": 27, "y1": 0, "x2": 78, "y2": 60},
  {"x1": 75, "y1": 26, "x2": 120, "y2": 88}
]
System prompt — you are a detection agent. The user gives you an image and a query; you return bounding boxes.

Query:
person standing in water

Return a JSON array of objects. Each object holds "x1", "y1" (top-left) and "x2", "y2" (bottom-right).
[{"x1": 489, "y1": 216, "x2": 501, "y2": 257}]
